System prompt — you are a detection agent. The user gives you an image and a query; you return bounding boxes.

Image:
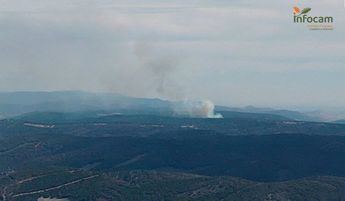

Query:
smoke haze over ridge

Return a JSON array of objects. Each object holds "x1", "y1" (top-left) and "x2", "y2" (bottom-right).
[{"x1": 0, "y1": 0, "x2": 344, "y2": 109}]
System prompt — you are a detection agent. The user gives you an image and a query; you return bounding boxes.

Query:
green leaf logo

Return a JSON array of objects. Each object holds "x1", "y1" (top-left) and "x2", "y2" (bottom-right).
[{"x1": 298, "y1": 8, "x2": 311, "y2": 16}]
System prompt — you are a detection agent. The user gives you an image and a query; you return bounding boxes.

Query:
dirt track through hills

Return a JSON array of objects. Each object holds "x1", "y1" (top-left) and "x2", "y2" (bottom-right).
[
  {"x1": 1, "y1": 171, "x2": 99, "y2": 201},
  {"x1": 11, "y1": 175, "x2": 99, "y2": 198},
  {"x1": 0, "y1": 143, "x2": 36, "y2": 156}
]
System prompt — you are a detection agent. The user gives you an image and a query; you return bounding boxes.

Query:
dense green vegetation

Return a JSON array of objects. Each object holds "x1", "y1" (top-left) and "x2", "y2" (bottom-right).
[
  {"x1": 1, "y1": 129, "x2": 345, "y2": 182},
  {"x1": 1, "y1": 111, "x2": 345, "y2": 200},
  {"x1": 2, "y1": 169, "x2": 345, "y2": 201}
]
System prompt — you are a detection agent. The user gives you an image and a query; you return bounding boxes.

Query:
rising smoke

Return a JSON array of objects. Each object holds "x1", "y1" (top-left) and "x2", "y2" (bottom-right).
[
  {"x1": 173, "y1": 100, "x2": 223, "y2": 118},
  {"x1": 134, "y1": 42, "x2": 223, "y2": 119},
  {"x1": 134, "y1": 42, "x2": 183, "y2": 100}
]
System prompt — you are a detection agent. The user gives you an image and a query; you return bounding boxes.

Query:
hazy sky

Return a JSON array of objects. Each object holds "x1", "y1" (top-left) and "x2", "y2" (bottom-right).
[{"x1": 0, "y1": 0, "x2": 344, "y2": 109}]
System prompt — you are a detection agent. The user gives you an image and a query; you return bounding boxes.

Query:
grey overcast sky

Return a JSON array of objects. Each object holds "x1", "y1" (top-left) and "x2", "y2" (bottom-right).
[{"x1": 0, "y1": 0, "x2": 344, "y2": 109}]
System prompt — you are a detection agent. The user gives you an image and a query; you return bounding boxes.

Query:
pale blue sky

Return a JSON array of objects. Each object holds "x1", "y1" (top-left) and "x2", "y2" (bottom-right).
[{"x1": 0, "y1": 0, "x2": 344, "y2": 109}]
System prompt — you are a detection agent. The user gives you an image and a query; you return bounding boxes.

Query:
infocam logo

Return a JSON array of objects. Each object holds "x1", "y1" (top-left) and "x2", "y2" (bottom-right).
[{"x1": 293, "y1": 7, "x2": 334, "y2": 30}]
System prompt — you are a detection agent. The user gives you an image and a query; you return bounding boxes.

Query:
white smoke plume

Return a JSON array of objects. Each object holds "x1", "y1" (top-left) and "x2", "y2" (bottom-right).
[
  {"x1": 173, "y1": 100, "x2": 223, "y2": 118},
  {"x1": 134, "y1": 42, "x2": 223, "y2": 119}
]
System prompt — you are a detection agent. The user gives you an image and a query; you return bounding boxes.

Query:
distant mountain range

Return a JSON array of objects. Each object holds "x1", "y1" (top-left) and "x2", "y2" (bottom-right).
[
  {"x1": 0, "y1": 91, "x2": 343, "y2": 122},
  {"x1": 0, "y1": 91, "x2": 172, "y2": 118},
  {"x1": 334, "y1": 120, "x2": 345, "y2": 124},
  {"x1": 215, "y1": 105, "x2": 316, "y2": 121}
]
